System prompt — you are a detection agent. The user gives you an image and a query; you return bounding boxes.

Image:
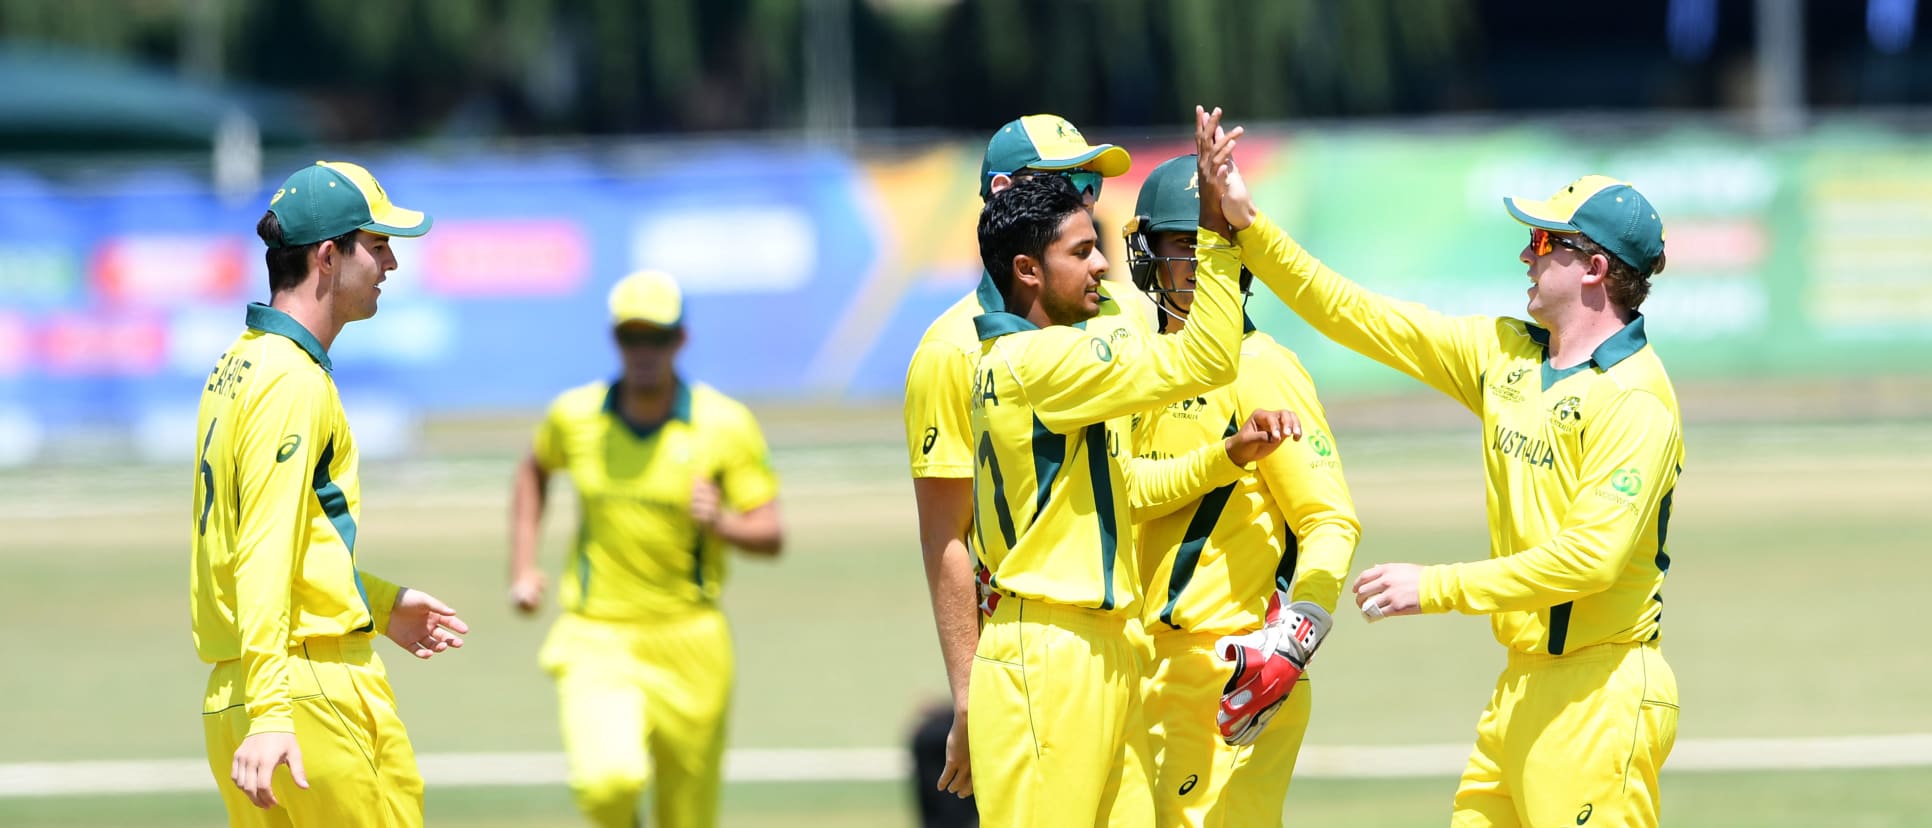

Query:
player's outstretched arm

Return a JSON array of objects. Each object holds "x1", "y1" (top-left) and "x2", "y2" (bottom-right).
[
  {"x1": 1417, "y1": 390, "x2": 1680, "y2": 615},
  {"x1": 1014, "y1": 107, "x2": 1248, "y2": 433},
  {"x1": 1217, "y1": 160, "x2": 1496, "y2": 411},
  {"x1": 1127, "y1": 408, "x2": 1301, "y2": 522}
]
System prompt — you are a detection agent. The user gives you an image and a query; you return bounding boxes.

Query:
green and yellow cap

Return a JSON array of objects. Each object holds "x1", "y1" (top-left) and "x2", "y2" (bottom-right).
[
  {"x1": 979, "y1": 114, "x2": 1131, "y2": 199},
  {"x1": 267, "y1": 161, "x2": 432, "y2": 248},
  {"x1": 1134, "y1": 154, "x2": 1200, "y2": 233},
  {"x1": 1504, "y1": 175, "x2": 1665, "y2": 274},
  {"x1": 608, "y1": 270, "x2": 683, "y2": 329}
]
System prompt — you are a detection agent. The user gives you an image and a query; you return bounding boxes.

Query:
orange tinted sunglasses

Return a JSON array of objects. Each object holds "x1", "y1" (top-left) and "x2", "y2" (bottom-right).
[{"x1": 1530, "y1": 228, "x2": 1583, "y2": 257}]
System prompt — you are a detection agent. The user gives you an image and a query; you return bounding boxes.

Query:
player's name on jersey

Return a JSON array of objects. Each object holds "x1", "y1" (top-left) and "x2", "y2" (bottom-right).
[{"x1": 971, "y1": 367, "x2": 1001, "y2": 409}]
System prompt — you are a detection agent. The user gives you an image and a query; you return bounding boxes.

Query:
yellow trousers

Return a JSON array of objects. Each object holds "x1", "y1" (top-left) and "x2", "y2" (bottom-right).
[
  {"x1": 1453, "y1": 640, "x2": 1679, "y2": 827},
  {"x1": 968, "y1": 597, "x2": 1154, "y2": 828},
  {"x1": 540, "y1": 609, "x2": 734, "y2": 828},
  {"x1": 1143, "y1": 628, "x2": 1311, "y2": 828},
  {"x1": 201, "y1": 635, "x2": 422, "y2": 827}
]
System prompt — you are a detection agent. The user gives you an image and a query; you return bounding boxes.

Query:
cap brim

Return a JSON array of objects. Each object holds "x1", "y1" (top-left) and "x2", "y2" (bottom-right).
[
  {"x1": 364, "y1": 204, "x2": 432, "y2": 238},
  {"x1": 1503, "y1": 197, "x2": 1579, "y2": 232},
  {"x1": 1030, "y1": 144, "x2": 1132, "y2": 178}
]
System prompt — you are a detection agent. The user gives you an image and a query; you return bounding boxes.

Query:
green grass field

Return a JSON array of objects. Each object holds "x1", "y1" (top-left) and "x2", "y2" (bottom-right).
[{"x1": 2, "y1": 406, "x2": 1929, "y2": 826}]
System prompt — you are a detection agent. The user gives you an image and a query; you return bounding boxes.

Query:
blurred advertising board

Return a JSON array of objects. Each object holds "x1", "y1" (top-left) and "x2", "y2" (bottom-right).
[{"x1": 0, "y1": 123, "x2": 1924, "y2": 462}]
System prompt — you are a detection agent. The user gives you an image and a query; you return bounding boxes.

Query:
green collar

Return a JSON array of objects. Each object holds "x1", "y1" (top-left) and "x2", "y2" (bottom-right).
[
  {"x1": 1526, "y1": 315, "x2": 1648, "y2": 390},
  {"x1": 972, "y1": 269, "x2": 1116, "y2": 341},
  {"x1": 602, "y1": 378, "x2": 693, "y2": 439},
  {"x1": 246, "y1": 303, "x2": 331, "y2": 372}
]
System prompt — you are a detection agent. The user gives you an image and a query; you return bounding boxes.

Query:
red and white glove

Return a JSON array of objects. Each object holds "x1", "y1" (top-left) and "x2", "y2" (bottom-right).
[
  {"x1": 1215, "y1": 592, "x2": 1333, "y2": 746},
  {"x1": 975, "y1": 565, "x2": 1001, "y2": 617}
]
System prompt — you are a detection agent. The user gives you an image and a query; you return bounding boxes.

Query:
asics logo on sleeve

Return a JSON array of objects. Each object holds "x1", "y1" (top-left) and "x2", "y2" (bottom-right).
[
  {"x1": 276, "y1": 435, "x2": 302, "y2": 463},
  {"x1": 1177, "y1": 773, "x2": 1198, "y2": 796},
  {"x1": 1576, "y1": 803, "x2": 1593, "y2": 824},
  {"x1": 921, "y1": 426, "x2": 938, "y2": 455}
]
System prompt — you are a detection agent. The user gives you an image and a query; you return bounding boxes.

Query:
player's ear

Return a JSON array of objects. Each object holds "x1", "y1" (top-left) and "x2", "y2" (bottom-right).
[
  {"x1": 309, "y1": 240, "x2": 335, "y2": 280},
  {"x1": 1582, "y1": 253, "x2": 1609, "y2": 285},
  {"x1": 1013, "y1": 254, "x2": 1044, "y2": 289},
  {"x1": 988, "y1": 173, "x2": 1015, "y2": 196}
]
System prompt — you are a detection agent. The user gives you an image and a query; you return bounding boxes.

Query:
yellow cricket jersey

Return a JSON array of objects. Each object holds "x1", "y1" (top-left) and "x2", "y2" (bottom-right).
[
  {"x1": 190, "y1": 303, "x2": 402, "y2": 736},
  {"x1": 903, "y1": 278, "x2": 1160, "y2": 480},
  {"x1": 968, "y1": 230, "x2": 1247, "y2": 614},
  {"x1": 1137, "y1": 328, "x2": 1362, "y2": 636},
  {"x1": 533, "y1": 379, "x2": 779, "y2": 621},
  {"x1": 1241, "y1": 212, "x2": 1682, "y2": 655}
]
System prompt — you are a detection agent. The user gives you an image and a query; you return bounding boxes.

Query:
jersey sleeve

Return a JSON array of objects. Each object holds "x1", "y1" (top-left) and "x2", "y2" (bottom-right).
[
  {"x1": 1004, "y1": 228, "x2": 1243, "y2": 432},
  {"x1": 1239, "y1": 212, "x2": 1498, "y2": 413},
  {"x1": 1126, "y1": 441, "x2": 1248, "y2": 523},
  {"x1": 718, "y1": 405, "x2": 780, "y2": 514},
  {"x1": 229, "y1": 370, "x2": 329, "y2": 736},
  {"x1": 1244, "y1": 348, "x2": 1361, "y2": 614},
  {"x1": 359, "y1": 573, "x2": 401, "y2": 635},
  {"x1": 1419, "y1": 389, "x2": 1680, "y2": 614},
  {"x1": 904, "y1": 339, "x2": 977, "y2": 479}
]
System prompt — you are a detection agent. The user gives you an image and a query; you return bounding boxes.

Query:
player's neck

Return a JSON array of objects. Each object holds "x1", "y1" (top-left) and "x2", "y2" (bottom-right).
[
  {"x1": 618, "y1": 379, "x2": 677, "y2": 426},
  {"x1": 268, "y1": 294, "x2": 345, "y2": 353},
  {"x1": 1545, "y1": 305, "x2": 1634, "y2": 370}
]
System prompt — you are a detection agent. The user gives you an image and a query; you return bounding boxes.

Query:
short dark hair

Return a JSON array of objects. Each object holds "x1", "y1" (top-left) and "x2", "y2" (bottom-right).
[
  {"x1": 1572, "y1": 232, "x2": 1657, "y2": 311},
  {"x1": 256, "y1": 211, "x2": 357, "y2": 295},
  {"x1": 977, "y1": 176, "x2": 1085, "y2": 300}
]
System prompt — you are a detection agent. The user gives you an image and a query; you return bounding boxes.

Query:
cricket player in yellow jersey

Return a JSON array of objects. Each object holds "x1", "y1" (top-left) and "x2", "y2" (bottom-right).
[
  {"x1": 1216, "y1": 167, "x2": 1682, "y2": 825},
  {"x1": 508, "y1": 269, "x2": 783, "y2": 828},
  {"x1": 1123, "y1": 154, "x2": 1361, "y2": 828},
  {"x1": 191, "y1": 161, "x2": 469, "y2": 826},
  {"x1": 964, "y1": 108, "x2": 1271, "y2": 827},
  {"x1": 902, "y1": 113, "x2": 1150, "y2": 801}
]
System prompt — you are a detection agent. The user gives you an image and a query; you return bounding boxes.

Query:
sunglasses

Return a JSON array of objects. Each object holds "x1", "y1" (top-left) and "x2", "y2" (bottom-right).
[
  {"x1": 616, "y1": 327, "x2": 679, "y2": 348},
  {"x1": 1010, "y1": 168, "x2": 1104, "y2": 199},
  {"x1": 1530, "y1": 228, "x2": 1585, "y2": 257}
]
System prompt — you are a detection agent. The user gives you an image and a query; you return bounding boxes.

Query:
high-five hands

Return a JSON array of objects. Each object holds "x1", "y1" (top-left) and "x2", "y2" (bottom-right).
[{"x1": 1194, "y1": 107, "x2": 1245, "y2": 237}]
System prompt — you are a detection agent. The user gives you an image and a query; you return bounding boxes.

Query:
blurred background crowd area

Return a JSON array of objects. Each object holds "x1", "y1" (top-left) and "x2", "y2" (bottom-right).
[{"x1": 0, "y1": 0, "x2": 1928, "y2": 466}]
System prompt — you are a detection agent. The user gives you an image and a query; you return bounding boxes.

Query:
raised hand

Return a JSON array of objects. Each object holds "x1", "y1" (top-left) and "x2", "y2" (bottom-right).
[{"x1": 1194, "y1": 106, "x2": 1247, "y2": 236}]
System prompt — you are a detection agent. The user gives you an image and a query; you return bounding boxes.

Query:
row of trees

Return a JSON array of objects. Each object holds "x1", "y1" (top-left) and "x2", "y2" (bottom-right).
[{"x1": 0, "y1": 0, "x2": 1472, "y2": 139}]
